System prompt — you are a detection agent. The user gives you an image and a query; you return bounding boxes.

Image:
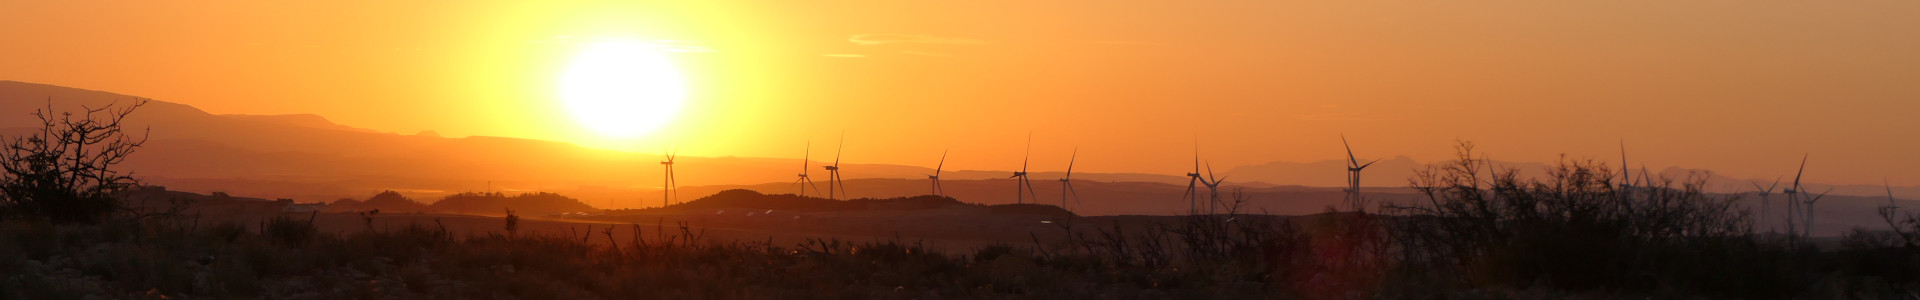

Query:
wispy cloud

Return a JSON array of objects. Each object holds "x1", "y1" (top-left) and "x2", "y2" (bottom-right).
[
  {"x1": 1079, "y1": 40, "x2": 1149, "y2": 45},
  {"x1": 526, "y1": 36, "x2": 714, "y2": 53},
  {"x1": 898, "y1": 50, "x2": 952, "y2": 57},
  {"x1": 1296, "y1": 113, "x2": 1386, "y2": 121},
  {"x1": 649, "y1": 40, "x2": 715, "y2": 53},
  {"x1": 848, "y1": 34, "x2": 987, "y2": 46}
]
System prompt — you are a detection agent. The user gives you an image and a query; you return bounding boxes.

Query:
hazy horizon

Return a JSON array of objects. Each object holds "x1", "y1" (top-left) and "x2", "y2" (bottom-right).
[
  {"x1": 3, "y1": 79, "x2": 1915, "y2": 200},
  {"x1": 7, "y1": 3, "x2": 1920, "y2": 297}
]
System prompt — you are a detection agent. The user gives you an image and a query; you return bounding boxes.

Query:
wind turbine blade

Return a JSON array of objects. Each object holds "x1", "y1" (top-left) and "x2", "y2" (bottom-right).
[
  {"x1": 1193, "y1": 142, "x2": 1201, "y2": 172},
  {"x1": 1025, "y1": 178, "x2": 1038, "y2": 202},
  {"x1": 1069, "y1": 184, "x2": 1083, "y2": 207},
  {"x1": 1638, "y1": 166, "x2": 1651, "y2": 183},
  {"x1": 1342, "y1": 134, "x2": 1358, "y2": 166},
  {"x1": 1793, "y1": 154, "x2": 1808, "y2": 187},
  {"x1": 1066, "y1": 148, "x2": 1077, "y2": 176},
  {"x1": 1021, "y1": 134, "x2": 1032, "y2": 173},
  {"x1": 1358, "y1": 159, "x2": 1379, "y2": 170},
  {"x1": 834, "y1": 133, "x2": 845, "y2": 167},
  {"x1": 803, "y1": 141, "x2": 811, "y2": 171},
  {"x1": 1619, "y1": 140, "x2": 1628, "y2": 175},
  {"x1": 936, "y1": 149, "x2": 948, "y2": 175},
  {"x1": 1887, "y1": 179, "x2": 1897, "y2": 204},
  {"x1": 1205, "y1": 161, "x2": 1216, "y2": 181}
]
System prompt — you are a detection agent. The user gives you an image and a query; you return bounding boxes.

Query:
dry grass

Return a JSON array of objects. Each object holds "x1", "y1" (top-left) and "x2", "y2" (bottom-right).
[{"x1": 0, "y1": 211, "x2": 1296, "y2": 299}]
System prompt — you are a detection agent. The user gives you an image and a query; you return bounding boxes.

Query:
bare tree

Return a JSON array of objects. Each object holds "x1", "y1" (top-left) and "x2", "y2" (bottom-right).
[
  {"x1": 0, "y1": 99, "x2": 149, "y2": 223},
  {"x1": 1388, "y1": 140, "x2": 1749, "y2": 291}
]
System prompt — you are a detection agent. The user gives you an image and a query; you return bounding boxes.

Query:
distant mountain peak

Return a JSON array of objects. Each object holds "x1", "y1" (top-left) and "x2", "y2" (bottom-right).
[
  {"x1": 0, "y1": 80, "x2": 210, "y2": 119},
  {"x1": 219, "y1": 113, "x2": 384, "y2": 134}
]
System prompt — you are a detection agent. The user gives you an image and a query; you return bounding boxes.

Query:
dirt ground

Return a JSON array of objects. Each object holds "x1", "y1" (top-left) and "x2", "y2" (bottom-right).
[{"x1": 196, "y1": 209, "x2": 1115, "y2": 254}]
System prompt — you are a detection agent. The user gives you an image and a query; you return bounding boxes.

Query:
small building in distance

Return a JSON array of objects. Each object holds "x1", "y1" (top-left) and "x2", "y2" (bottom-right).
[{"x1": 278, "y1": 198, "x2": 329, "y2": 212}]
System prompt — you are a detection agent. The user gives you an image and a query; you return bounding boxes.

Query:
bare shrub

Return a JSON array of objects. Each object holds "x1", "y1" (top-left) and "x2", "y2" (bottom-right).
[
  {"x1": 1877, "y1": 203, "x2": 1920, "y2": 250},
  {"x1": 0, "y1": 100, "x2": 148, "y2": 223},
  {"x1": 264, "y1": 213, "x2": 318, "y2": 247},
  {"x1": 1388, "y1": 141, "x2": 1764, "y2": 295},
  {"x1": 503, "y1": 209, "x2": 519, "y2": 236}
]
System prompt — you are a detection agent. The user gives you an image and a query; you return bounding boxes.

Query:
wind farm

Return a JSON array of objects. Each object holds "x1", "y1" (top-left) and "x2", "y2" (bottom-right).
[{"x1": 4, "y1": 1, "x2": 1919, "y2": 298}]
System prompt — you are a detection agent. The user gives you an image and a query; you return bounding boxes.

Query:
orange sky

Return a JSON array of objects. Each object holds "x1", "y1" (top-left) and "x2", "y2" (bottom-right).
[{"x1": 3, "y1": 1, "x2": 1918, "y2": 186}]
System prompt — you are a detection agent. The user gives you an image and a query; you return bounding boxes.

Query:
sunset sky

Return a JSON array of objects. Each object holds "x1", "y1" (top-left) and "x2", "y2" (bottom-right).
[{"x1": 3, "y1": 1, "x2": 1917, "y2": 185}]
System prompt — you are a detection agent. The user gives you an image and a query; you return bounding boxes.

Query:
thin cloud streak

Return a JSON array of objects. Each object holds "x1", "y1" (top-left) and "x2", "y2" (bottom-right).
[{"x1": 848, "y1": 34, "x2": 987, "y2": 46}]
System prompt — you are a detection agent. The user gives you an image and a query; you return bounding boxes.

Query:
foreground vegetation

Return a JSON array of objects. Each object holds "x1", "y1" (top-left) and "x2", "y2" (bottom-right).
[
  {"x1": 0, "y1": 210, "x2": 1298, "y2": 299},
  {"x1": 6, "y1": 149, "x2": 1920, "y2": 298}
]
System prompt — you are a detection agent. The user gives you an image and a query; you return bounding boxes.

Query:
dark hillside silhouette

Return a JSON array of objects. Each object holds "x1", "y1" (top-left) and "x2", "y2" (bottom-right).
[
  {"x1": 645, "y1": 189, "x2": 981, "y2": 213},
  {"x1": 117, "y1": 186, "x2": 291, "y2": 216},
  {"x1": 327, "y1": 190, "x2": 425, "y2": 213},
  {"x1": 985, "y1": 203, "x2": 1076, "y2": 218},
  {"x1": 426, "y1": 192, "x2": 597, "y2": 216},
  {"x1": 638, "y1": 189, "x2": 1078, "y2": 217}
]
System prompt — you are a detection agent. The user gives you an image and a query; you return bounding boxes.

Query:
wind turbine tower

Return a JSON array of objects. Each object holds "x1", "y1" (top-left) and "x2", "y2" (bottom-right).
[{"x1": 1784, "y1": 155, "x2": 1808, "y2": 239}]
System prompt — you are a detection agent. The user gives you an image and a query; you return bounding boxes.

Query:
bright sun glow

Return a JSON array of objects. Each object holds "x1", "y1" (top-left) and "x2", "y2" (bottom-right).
[{"x1": 558, "y1": 39, "x2": 688, "y2": 138}]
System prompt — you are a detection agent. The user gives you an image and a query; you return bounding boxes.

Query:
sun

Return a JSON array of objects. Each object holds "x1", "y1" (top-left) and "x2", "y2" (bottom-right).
[{"x1": 557, "y1": 39, "x2": 688, "y2": 138}]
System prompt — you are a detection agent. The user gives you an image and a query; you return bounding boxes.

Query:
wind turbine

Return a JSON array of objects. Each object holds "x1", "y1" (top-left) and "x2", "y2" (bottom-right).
[
  {"x1": 1200, "y1": 161, "x2": 1227, "y2": 215},
  {"x1": 1181, "y1": 146, "x2": 1203, "y2": 215},
  {"x1": 1059, "y1": 148, "x2": 1081, "y2": 211},
  {"x1": 1803, "y1": 187, "x2": 1831, "y2": 238},
  {"x1": 793, "y1": 141, "x2": 823, "y2": 197},
  {"x1": 926, "y1": 149, "x2": 947, "y2": 196},
  {"x1": 1010, "y1": 134, "x2": 1037, "y2": 204},
  {"x1": 660, "y1": 148, "x2": 678, "y2": 208},
  {"x1": 823, "y1": 134, "x2": 847, "y2": 200},
  {"x1": 1342, "y1": 134, "x2": 1379, "y2": 210},
  {"x1": 1751, "y1": 177, "x2": 1782, "y2": 233}
]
